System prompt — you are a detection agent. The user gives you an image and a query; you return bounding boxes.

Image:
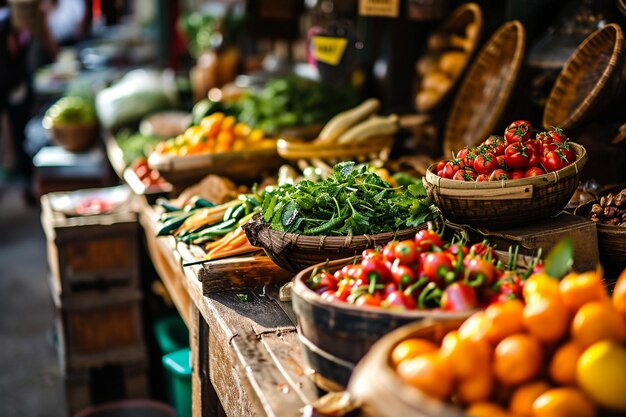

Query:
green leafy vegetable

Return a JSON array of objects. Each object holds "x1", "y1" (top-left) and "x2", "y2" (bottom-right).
[{"x1": 261, "y1": 162, "x2": 440, "y2": 236}]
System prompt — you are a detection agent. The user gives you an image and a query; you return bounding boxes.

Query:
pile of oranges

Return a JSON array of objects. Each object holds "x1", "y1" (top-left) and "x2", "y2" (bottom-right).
[
  {"x1": 153, "y1": 113, "x2": 267, "y2": 156},
  {"x1": 392, "y1": 269, "x2": 626, "y2": 417}
]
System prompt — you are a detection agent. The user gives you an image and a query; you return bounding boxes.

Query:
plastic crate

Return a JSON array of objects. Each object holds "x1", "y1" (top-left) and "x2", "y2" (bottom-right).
[
  {"x1": 162, "y1": 348, "x2": 192, "y2": 417},
  {"x1": 153, "y1": 315, "x2": 189, "y2": 355}
]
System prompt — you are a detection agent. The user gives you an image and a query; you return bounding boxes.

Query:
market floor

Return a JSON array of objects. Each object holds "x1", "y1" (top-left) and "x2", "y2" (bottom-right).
[{"x1": 0, "y1": 182, "x2": 67, "y2": 417}]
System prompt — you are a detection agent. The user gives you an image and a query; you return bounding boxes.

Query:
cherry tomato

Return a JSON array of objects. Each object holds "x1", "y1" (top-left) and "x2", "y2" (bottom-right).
[
  {"x1": 542, "y1": 149, "x2": 569, "y2": 172},
  {"x1": 474, "y1": 152, "x2": 497, "y2": 174},
  {"x1": 525, "y1": 167, "x2": 545, "y2": 177},
  {"x1": 437, "y1": 169, "x2": 445, "y2": 177},
  {"x1": 489, "y1": 169, "x2": 509, "y2": 181},
  {"x1": 453, "y1": 168, "x2": 477, "y2": 181},
  {"x1": 442, "y1": 158, "x2": 465, "y2": 179},
  {"x1": 463, "y1": 149, "x2": 480, "y2": 169},
  {"x1": 504, "y1": 142, "x2": 533, "y2": 169},
  {"x1": 524, "y1": 139, "x2": 543, "y2": 167},
  {"x1": 475, "y1": 174, "x2": 490, "y2": 182},
  {"x1": 456, "y1": 147, "x2": 470, "y2": 160},
  {"x1": 483, "y1": 135, "x2": 507, "y2": 155},
  {"x1": 508, "y1": 169, "x2": 525, "y2": 180},
  {"x1": 555, "y1": 141, "x2": 576, "y2": 163},
  {"x1": 537, "y1": 128, "x2": 567, "y2": 144},
  {"x1": 496, "y1": 155, "x2": 507, "y2": 169},
  {"x1": 441, "y1": 283, "x2": 478, "y2": 312},
  {"x1": 394, "y1": 240, "x2": 418, "y2": 265},
  {"x1": 436, "y1": 160, "x2": 447, "y2": 172},
  {"x1": 504, "y1": 120, "x2": 533, "y2": 143},
  {"x1": 414, "y1": 230, "x2": 444, "y2": 251}
]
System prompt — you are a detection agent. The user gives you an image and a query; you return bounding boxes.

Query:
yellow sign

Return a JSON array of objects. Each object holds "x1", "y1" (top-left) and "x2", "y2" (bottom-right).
[
  {"x1": 311, "y1": 36, "x2": 349, "y2": 66},
  {"x1": 359, "y1": 0, "x2": 399, "y2": 17}
]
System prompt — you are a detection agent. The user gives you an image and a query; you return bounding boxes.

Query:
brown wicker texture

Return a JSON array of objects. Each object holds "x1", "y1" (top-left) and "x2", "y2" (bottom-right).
[
  {"x1": 406, "y1": 0, "x2": 450, "y2": 20},
  {"x1": 415, "y1": 3, "x2": 483, "y2": 113},
  {"x1": 543, "y1": 23, "x2": 624, "y2": 131},
  {"x1": 147, "y1": 142, "x2": 283, "y2": 187},
  {"x1": 242, "y1": 214, "x2": 424, "y2": 273},
  {"x1": 444, "y1": 21, "x2": 526, "y2": 155},
  {"x1": 575, "y1": 200, "x2": 626, "y2": 275},
  {"x1": 276, "y1": 136, "x2": 393, "y2": 163},
  {"x1": 292, "y1": 258, "x2": 471, "y2": 391},
  {"x1": 348, "y1": 319, "x2": 467, "y2": 417},
  {"x1": 423, "y1": 142, "x2": 587, "y2": 229},
  {"x1": 51, "y1": 123, "x2": 98, "y2": 152}
]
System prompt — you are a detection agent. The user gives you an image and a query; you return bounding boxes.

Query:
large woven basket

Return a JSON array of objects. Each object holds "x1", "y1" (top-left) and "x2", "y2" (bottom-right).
[
  {"x1": 444, "y1": 21, "x2": 525, "y2": 155},
  {"x1": 242, "y1": 213, "x2": 423, "y2": 273},
  {"x1": 348, "y1": 319, "x2": 467, "y2": 417},
  {"x1": 543, "y1": 23, "x2": 624, "y2": 131},
  {"x1": 292, "y1": 258, "x2": 471, "y2": 391},
  {"x1": 415, "y1": 3, "x2": 483, "y2": 113},
  {"x1": 423, "y1": 142, "x2": 587, "y2": 229}
]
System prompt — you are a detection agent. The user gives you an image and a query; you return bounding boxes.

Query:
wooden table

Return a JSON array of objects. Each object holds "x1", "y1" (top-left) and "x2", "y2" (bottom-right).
[{"x1": 137, "y1": 197, "x2": 320, "y2": 417}]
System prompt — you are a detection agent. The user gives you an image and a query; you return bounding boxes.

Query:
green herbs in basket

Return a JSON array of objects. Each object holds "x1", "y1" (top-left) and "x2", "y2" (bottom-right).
[{"x1": 261, "y1": 162, "x2": 440, "y2": 236}]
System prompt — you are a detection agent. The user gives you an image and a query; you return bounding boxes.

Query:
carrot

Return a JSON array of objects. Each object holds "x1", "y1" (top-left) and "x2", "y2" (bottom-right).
[
  {"x1": 204, "y1": 243, "x2": 259, "y2": 261},
  {"x1": 206, "y1": 227, "x2": 246, "y2": 254}
]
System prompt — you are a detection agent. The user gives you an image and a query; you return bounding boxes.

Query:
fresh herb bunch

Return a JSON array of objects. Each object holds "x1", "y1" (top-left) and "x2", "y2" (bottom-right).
[{"x1": 261, "y1": 162, "x2": 440, "y2": 236}]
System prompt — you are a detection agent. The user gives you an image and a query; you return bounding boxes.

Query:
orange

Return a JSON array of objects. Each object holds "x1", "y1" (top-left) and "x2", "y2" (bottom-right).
[
  {"x1": 523, "y1": 273, "x2": 560, "y2": 301},
  {"x1": 459, "y1": 311, "x2": 490, "y2": 344},
  {"x1": 484, "y1": 299, "x2": 525, "y2": 344},
  {"x1": 466, "y1": 401, "x2": 508, "y2": 417},
  {"x1": 548, "y1": 341, "x2": 582, "y2": 385},
  {"x1": 532, "y1": 387, "x2": 597, "y2": 417},
  {"x1": 508, "y1": 380, "x2": 551, "y2": 416},
  {"x1": 395, "y1": 351, "x2": 454, "y2": 400},
  {"x1": 440, "y1": 330, "x2": 491, "y2": 378},
  {"x1": 522, "y1": 295, "x2": 570, "y2": 343},
  {"x1": 560, "y1": 271, "x2": 608, "y2": 312},
  {"x1": 457, "y1": 371, "x2": 494, "y2": 404},
  {"x1": 390, "y1": 338, "x2": 438, "y2": 368},
  {"x1": 494, "y1": 334, "x2": 543, "y2": 386},
  {"x1": 612, "y1": 268, "x2": 626, "y2": 317},
  {"x1": 571, "y1": 301, "x2": 626, "y2": 349}
]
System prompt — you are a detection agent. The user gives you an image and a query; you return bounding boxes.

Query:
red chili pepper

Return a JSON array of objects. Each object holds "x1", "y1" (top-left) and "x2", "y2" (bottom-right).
[
  {"x1": 447, "y1": 242, "x2": 469, "y2": 258},
  {"x1": 354, "y1": 293, "x2": 382, "y2": 307},
  {"x1": 382, "y1": 241, "x2": 398, "y2": 263},
  {"x1": 440, "y1": 283, "x2": 478, "y2": 312},
  {"x1": 414, "y1": 229, "x2": 444, "y2": 252},
  {"x1": 463, "y1": 256, "x2": 497, "y2": 287},
  {"x1": 390, "y1": 261, "x2": 416, "y2": 289},
  {"x1": 307, "y1": 271, "x2": 338, "y2": 293},
  {"x1": 361, "y1": 257, "x2": 391, "y2": 284},
  {"x1": 384, "y1": 290, "x2": 416, "y2": 310},
  {"x1": 361, "y1": 248, "x2": 383, "y2": 261},
  {"x1": 422, "y1": 252, "x2": 455, "y2": 284},
  {"x1": 469, "y1": 240, "x2": 499, "y2": 262}
]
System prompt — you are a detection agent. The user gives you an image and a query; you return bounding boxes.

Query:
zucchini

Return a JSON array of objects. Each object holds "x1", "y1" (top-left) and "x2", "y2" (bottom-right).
[{"x1": 316, "y1": 98, "x2": 381, "y2": 144}]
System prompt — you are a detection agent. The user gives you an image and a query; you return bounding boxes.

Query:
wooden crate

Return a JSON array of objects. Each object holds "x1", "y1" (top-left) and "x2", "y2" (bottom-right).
[
  {"x1": 41, "y1": 194, "x2": 140, "y2": 297},
  {"x1": 458, "y1": 213, "x2": 599, "y2": 272},
  {"x1": 64, "y1": 360, "x2": 149, "y2": 415},
  {"x1": 52, "y1": 288, "x2": 147, "y2": 371}
]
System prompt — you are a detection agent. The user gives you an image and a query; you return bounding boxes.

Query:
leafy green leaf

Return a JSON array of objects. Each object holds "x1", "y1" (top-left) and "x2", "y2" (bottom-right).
[{"x1": 544, "y1": 238, "x2": 574, "y2": 279}]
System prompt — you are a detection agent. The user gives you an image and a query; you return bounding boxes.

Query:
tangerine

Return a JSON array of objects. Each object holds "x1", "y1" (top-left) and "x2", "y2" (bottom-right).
[
  {"x1": 571, "y1": 301, "x2": 626, "y2": 349},
  {"x1": 493, "y1": 334, "x2": 543, "y2": 386},
  {"x1": 396, "y1": 351, "x2": 454, "y2": 400},
  {"x1": 532, "y1": 387, "x2": 596, "y2": 417}
]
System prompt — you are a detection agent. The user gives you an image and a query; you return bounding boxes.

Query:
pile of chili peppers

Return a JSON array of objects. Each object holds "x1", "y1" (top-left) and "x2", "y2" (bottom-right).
[{"x1": 305, "y1": 230, "x2": 542, "y2": 312}]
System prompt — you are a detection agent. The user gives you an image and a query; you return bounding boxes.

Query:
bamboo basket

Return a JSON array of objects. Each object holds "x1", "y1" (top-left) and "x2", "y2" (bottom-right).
[
  {"x1": 543, "y1": 23, "x2": 624, "y2": 131},
  {"x1": 444, "y1": 21, "x2": 525, "y2": 155},
  {"x1": 276, "y1": 136, "x2": 393, "y2": 164},
  {"x1": 347, "y1": 319, "x2": 468, "y2": 417},
  {"x1": 415, "y1": 3, "x2": 483, "y2": 113},
  {"x1": 575, "y1": 199, "x2": 626, "y2": 277},
  {"x1": 51, "y1": 123, "x2": 98, "y2": 152},
  {"x1": 147, "y1": 142, "x2": 283, "y2": 187},
  {"x1": 242, "y1": 214, "x2": 423, "y2": 273},
  {"x1": 423, "y1": 142, "x2": 587, "y2": 229},
  {"x1": 292, "y1": 258, "x2": 471, "y2": 391}
]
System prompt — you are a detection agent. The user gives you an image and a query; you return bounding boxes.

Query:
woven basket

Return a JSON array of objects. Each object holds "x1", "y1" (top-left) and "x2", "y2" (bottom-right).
[
  {"x1": 276, "y1": 136, "x2": 393, "y2": 164},
  {"x1": 423, "y1": 142, "x2": 587, "y2": 229},
  {"x1": 292, "y1": 258, "x2": 471, "y2": 391},
  {"x1": 575, "y1": 199, "x2": 626, "y2": 277},
  {"x1": 242, "y1": 214, "x2": 423, "y2": 273},
  {"x1": 348, "y1": 319, "x2": 467, "y2": 417},
  {"x1": 51, "y1": 123, "x2": 98, "y2": 152},
  {"x1": 415, "y1": 3, "x2": 483, "y2": 113},
  {"x1": 444, "y1": 21, "x2": 525, "y2": 155},
  {"x1": 543, "y1": 23, "x2": 624, "y2": 131}
]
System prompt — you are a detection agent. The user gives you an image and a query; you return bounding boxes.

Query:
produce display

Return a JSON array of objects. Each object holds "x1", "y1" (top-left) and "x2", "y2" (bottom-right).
[
  {"x1": 115, "y1": 130, "x2": 161, "y2": 166},
  {"x1": 129, "y1": 157, "x2": 168, "y2": 189},
  {"x1": 588, "y1": 188, "x2": 626, "y2": 226},
  {"x1": 305, "y1": 230, "x2": 538, "y2": 311},
  {"x1": 261, "y1": 162, "x2": 438, "y2": 235},
  {"x1": 436, "y1": 121, "x2": 578, "y2": 181},
  {"x1": 152, "y1": 112, "x2": 268, "y2": 157},
  {"x1": 390, "y1": 267, "x2": 626, "y2": 417}
]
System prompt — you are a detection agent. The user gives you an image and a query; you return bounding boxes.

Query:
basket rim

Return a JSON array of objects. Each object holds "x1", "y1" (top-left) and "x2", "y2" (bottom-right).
[
  {"x1": 417, "y1": 2, "x2": 484, "y2": 113},
  {"x1": 443, "y1": 20, "x2": 526, "y2": 155},
  {"x1": 293, "y1": 256, "x2": 474, "y2": 320},
  {"x1": 424, "y1": 142, "x2": 587, "y2": 190},
  {"x1": 543, "y1": 23, "x2": 624, "y2": 130}
]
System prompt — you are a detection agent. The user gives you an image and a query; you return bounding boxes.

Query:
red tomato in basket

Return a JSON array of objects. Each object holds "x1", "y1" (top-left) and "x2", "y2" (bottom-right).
[
  {"x1": 483, "y1": 135, "x2": 507, "y2": 155},
  {"x1": 489, "y1": 169, "x2": 509, "y2": 181},
  {"x1": 453, "y1": 168, "x2": 477, "y2": 181},
  {"x1": 508, "y1": 169, "x2": 525, "y2": 180},
  {"x1": 524, "y1": 139, "x2": 543, "y2": 167},
  {"x1": 504, "y1": 120, "x2": 533, "y2": 143},
  {"x1": 504, "y1": 142, "x2": 533, "y2": 169},
  {"x1": 542, "y1": 149, "x2": 570, "y2": 172},
  {"x1": 475, "y1": 174, "x2": 490, "y2": 182},
  {"x1": 442, "y1": 158, "x2": 465, "y2": 179},
  {"x1": 474, "y1": 152, "x2": 497, "y2": 174},
  {"x1": 525, "y1": 167, "x2": 545, "y2": 177}
]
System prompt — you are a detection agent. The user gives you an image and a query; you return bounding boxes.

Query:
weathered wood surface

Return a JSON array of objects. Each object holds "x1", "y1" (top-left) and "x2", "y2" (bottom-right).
[{"x1": 138, "y1": 197, "x2": 320, "y2": 417}]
